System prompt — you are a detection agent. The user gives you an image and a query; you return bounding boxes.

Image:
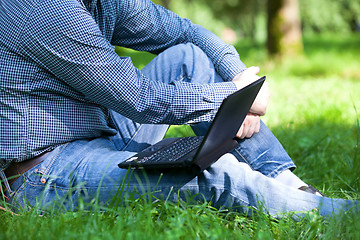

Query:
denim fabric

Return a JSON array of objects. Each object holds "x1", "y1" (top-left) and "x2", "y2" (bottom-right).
[
  {"x1": 4, "y1": 44, "x2": 358, "y2": 217},
  {"x1": 6, "y1": 140, "x2": 357, "y2": 217}
]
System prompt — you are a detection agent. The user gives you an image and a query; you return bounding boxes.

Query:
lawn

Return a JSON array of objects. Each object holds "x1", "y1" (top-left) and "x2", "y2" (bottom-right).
[{"x1": 1, "y1": 34, "x2": 360, "y2": 239}]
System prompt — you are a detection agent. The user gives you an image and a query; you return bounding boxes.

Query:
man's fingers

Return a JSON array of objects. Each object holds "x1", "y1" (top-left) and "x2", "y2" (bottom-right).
[
  {"x1": 249, "y1": 81, "x2": 270, "y2": 116},
  {"x1": 236, "y1": 114, "x2": 261, "y2": 139},
  {"x1": 255, "y1": 118, "x2": 261, "y2": 133},
  {"x1": 246, "y1": 119, "x2": 257, "y2": 138},
  {"x1": 245, "y1": 127, "x2": 253, "y2": 138},
  {"x1": 245, "y1": 115, "x2": 258, "y2": 138},
  {"x1": 232, "y1": 66, "x2": 261, "y2": 91},
  {"x1": 236, "y1": 124, "x2": 244, "y2": 139},
  {"x1": 241, "y1": 123, "x2": 249, "y2": 139},
  {"x1": 246, "y1": 66, "x2": 260, "y2": 75}
]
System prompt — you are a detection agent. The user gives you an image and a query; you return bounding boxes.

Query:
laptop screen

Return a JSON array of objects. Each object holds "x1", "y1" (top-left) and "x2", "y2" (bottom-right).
[{"x1": 193, "y1": 76, "x2": 265, "y2": 171}]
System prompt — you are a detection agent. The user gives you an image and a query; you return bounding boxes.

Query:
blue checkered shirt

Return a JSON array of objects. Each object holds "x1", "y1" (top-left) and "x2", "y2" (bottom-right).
[{"x1": 0, "y1": 0, "x2": 246, "y2": 167}]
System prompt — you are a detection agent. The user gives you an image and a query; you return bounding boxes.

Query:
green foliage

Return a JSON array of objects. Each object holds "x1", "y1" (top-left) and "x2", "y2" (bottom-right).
[
  {"x1": 256, "y1": 34, "x2": 360, "y2": 196},
  {"x1": 157, "y1": 0, "x2": 360, "y2": 42},
  {"x1": 165, "y1": 125, "x2": 196, "y2": 138},
  {"x1": 167, "y1": 0, "x2": 227, "y2": 36},
  {"x1": 233, "y1": 34, "x2": 360, "y2": 80},
  {"x1": 1, "y1": 194, "x2": 360, "y2": 239},
  {"x1": 162, "y1": 0, "x2": 268, "y2": 41},
  {"x1": 1, "y1": 34, "x2": 360, "y2": 239},
  {"x1": 300, "y1": 0, "x2": 360, "y2": 33}
]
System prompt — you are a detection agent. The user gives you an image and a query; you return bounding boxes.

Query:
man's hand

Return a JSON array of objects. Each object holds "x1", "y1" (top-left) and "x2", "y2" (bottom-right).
[
  {"x1": 236, "y1": 113, "x2": 260, "y2": 139},
  {"x1": 232, "y1": 66, "x2": 270, "y2": 116}
]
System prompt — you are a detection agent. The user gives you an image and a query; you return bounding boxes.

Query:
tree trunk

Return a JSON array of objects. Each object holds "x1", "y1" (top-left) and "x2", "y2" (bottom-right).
[{"x1": 266, "y1": 0, "x2": 303, "y2": 57}]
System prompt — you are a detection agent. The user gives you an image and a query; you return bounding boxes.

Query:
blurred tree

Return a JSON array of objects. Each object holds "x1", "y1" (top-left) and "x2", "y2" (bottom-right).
[
  {"x1": 168, "y1": 0, "x2": 265, "y2": 42},
  {"x1": 267, "y1": 0, "x2": 303, "y2": 57},
  {"x1": 205, "y1": 0, "x2": 264, "y2": 42},
  {"x1": 154, "y1": 0, "x2": 358, "y2": 56},
  {"x1": 341, "y1": 0, "x2": 360, "y2": 32},
  {"x1": 300, "y1": 0, "x2": 360, "y2": 34}
]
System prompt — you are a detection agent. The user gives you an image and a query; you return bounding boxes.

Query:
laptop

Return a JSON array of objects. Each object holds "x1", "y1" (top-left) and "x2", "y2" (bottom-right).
[{"x1": 118, "y1": 76, "x2": 265, "y2": 173}]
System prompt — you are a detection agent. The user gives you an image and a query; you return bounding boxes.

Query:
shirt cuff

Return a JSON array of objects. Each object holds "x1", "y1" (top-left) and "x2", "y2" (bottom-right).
[{"x1": 201, "y1": 81, "x2": 238, "y2": 120}]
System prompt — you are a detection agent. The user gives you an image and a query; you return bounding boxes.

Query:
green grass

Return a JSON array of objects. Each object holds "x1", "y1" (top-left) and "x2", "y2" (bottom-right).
[{"x1": 2, "y1": 34, "x2": 360, "y2": 239}]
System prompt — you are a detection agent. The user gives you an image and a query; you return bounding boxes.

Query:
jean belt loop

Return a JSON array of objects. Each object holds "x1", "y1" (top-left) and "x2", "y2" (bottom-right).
[{"x1": 0, "y1": 170, "x2": 14, "y2": 196}]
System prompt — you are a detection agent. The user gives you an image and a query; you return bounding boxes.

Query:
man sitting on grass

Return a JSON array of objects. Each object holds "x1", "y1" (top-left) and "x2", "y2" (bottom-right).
[{"x1": 0, "y1": 0, "x2": 358, "y2": 216}]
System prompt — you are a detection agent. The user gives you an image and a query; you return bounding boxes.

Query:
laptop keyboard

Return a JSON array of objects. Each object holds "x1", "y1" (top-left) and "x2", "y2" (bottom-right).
[{"x1": 138, "y1": 136, "x2": 204, "y2": 163}]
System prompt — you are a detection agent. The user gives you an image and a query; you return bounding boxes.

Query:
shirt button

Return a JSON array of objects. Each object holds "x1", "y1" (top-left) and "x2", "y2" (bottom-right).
[{"x1": 41, "y1": 178, "x2": 46, "y2": 184}]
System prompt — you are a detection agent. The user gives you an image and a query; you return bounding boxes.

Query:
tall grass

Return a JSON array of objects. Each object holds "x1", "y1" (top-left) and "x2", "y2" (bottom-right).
[{"x1": 1, "y1": 34, "x2": 360, "y2": 239}]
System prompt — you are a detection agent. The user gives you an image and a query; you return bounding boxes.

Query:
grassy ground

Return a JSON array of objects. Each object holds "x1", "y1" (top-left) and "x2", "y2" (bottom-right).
[{"x1": 1, "y1": 34, "x2": 360, "y2": 239}]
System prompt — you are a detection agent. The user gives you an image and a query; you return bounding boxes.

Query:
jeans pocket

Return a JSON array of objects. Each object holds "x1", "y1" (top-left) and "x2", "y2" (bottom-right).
[
  {"x1": 8, "y1": 145, "x2": 68, "y2": 209},
  {"x1": 13, "y1": 144, "x2": 67, "y2": 192}
]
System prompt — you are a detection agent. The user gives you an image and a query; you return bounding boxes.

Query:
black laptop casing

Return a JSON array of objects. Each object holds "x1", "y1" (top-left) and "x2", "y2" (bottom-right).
[{"x1": 118, "y1": 76, "x2": 265, "y2": 172}]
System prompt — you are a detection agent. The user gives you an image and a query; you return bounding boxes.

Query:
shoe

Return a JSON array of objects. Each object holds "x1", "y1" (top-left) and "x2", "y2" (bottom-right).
[{"x1": 299, "y1": 185, "x2": 327, "y2": 197}]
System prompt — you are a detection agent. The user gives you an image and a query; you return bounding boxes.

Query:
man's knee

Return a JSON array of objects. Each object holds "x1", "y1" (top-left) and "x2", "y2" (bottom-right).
[
  {"x1": 160, "y1": 43, "x2": 213, "y2": 82},
  {"x1": 203, "y1": 153, "x2": 252, "y2": 185},
  {"x1": 165, "y1": 43, "x2": 205, "y2": 57}
]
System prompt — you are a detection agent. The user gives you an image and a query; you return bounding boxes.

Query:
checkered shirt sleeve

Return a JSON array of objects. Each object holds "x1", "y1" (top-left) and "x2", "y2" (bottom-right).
[{"x1": 0, "y1": 0, "x2": 246, "y2": 162}]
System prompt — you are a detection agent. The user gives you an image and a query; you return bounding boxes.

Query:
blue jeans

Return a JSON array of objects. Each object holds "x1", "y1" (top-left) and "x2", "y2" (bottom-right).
[{"x1": 4, "y1": 44, "x2": 357, "y2": 216}]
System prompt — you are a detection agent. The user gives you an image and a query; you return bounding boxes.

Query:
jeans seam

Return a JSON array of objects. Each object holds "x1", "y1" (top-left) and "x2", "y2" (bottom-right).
[
  {"x1": 232, "y1": 148, "x2": 255, "y2": 171},
  {"x1": 41, "y1": 143, "x2": 70, "y2": 178},
  {"x1": 184, "y1": 183, "x2": 253, "y2": 210},
  {"x1": 177, "y1": 75, "x2": 192, "y2": 82},
  {"x1": 11, "y1": 180, "x2": 25, "y2": 202},
  {"x1": 233, "y1": 148, "x2": 295, "y2": 178},
  {"x1": 229, "y1": 192, "x2": 252, "y2": 210},
  {"x1": 13, "y1": 143, "x2": 70, "y2": 195},
  {"x1": 267, "y1": 162, "x2": 296, "y2": 178}
]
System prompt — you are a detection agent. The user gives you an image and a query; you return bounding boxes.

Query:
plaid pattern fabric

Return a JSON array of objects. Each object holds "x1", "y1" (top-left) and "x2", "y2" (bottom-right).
[{"x1": 0, "y1": 0, "x2": 246, "y2": 165}]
